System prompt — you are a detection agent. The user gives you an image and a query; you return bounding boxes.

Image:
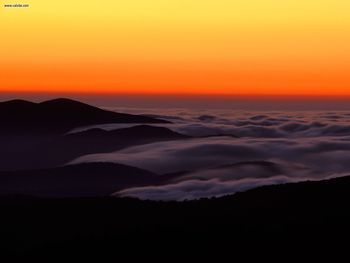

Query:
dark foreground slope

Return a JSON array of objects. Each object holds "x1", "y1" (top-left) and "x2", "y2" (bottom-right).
[
  {"x1": 0, "y1": 163, "x2": 160, "y2": 197},
  {"x1": 1, "y1": 175, "x2": 350, "y2": 258}
]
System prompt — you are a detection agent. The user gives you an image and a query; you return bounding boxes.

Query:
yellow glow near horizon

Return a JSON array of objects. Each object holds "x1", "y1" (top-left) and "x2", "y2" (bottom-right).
[{"x1": 1, "y1": 0, "x2": 350, "y2": 96}]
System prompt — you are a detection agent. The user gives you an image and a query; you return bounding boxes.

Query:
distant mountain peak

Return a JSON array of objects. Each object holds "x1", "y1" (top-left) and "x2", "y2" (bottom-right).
[
  {"x1": 0, "y1": 98, "x2": 170, "y2": 135},
  {"x1": 40, "y1": 98, "x2": 90, "y2": 105},
  {"x1": 0, "y1": 99, "x2": 36, "y2": 107},
  {"x1": 1, "y1": 99, "x2": 34, "y2": 104},
  {"x1": 42, "y1": 98, "x2": 76, "y2": 103},
  {"x1": 39, "y1": 98, "x2": 99, "y2": 110}
]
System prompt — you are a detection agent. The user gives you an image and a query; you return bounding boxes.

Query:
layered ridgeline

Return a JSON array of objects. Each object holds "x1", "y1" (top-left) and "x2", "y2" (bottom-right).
[
  {"x1": 0, "y1": 98, "x2": 188, "y2": 170},
  {"x1": 1, "y1": 98, "x2": 350, "y2": 256},
  {"x1": 1, "y1": 161, "x2": 280, "y2": 198},
  {"x1": 0, "y1": 98, "x2": 169, "y2": 135}
]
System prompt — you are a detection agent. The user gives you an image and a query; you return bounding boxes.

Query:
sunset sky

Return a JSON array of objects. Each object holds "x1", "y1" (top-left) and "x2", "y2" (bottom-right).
[{"x1": 1, "y1": 0, "x2": 350, "y2": 97}]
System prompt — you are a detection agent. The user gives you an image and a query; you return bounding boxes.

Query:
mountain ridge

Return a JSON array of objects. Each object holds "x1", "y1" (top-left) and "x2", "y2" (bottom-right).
[{"x1": 0, "y1": 98, "x2": 169, "y2": 135}]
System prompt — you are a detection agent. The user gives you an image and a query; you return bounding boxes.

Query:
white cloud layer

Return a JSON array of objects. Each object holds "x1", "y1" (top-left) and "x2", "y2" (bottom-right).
[{"x1": 71, "y1": 110, "x2": 350, "y2": 200}]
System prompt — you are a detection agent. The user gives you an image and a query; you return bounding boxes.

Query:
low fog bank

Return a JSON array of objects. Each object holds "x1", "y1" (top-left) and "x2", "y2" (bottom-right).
[{"x1": 71, "y1": 110, "x2": 350, "y2": 200}]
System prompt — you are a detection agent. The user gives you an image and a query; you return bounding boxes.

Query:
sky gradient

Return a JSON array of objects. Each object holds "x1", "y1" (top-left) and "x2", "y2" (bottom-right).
[{"x1": 1, "y1": 0, "x2": 350, "y2": 96}]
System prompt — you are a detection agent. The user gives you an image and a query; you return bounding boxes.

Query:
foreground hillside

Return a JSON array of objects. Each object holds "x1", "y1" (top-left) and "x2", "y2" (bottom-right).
[{"x1": 1, "y1": 175, "x2": 350, "y2": 258}]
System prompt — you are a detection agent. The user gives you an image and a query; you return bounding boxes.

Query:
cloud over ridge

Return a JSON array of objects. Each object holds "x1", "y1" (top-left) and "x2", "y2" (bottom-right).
[{"x1": 71, "y1": 110, "x2": 350, "y2": 200}]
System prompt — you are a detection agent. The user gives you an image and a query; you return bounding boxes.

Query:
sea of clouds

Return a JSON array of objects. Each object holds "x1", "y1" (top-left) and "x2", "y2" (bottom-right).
[{"x1": 71, "y1": 108, "x2": 350, "y2": 200}]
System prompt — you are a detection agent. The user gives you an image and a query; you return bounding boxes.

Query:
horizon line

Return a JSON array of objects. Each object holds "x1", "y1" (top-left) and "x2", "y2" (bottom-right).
[{"x1": 2, "y1": 91, "x2": 350, "y2": 101}]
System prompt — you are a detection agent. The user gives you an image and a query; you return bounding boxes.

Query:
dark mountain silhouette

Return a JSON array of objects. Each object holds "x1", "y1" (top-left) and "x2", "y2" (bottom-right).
[
  {"x1": 0, "y1": 175, "x2": 350, "y2": 258},
  {"x1": 0, "y1": 98, "x2": 169, "y2": 135},
  {"x1": 0, "y1": 98, "x2": 185, "y2": 171},
  {"x1": 51, "y1": 125, "x2": 189, "y2": 163},
  {"x1": 0, "y1": 125, "x2": 189, "y2": 171},
  {"x1": 0, "y1": 162, "x2": 160, "y2": 197}
]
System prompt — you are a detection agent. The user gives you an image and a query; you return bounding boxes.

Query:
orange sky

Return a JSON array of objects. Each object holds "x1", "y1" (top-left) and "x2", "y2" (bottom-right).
[{"x1": 1, "y1": 0, "x2": 350, "y2": 97}]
